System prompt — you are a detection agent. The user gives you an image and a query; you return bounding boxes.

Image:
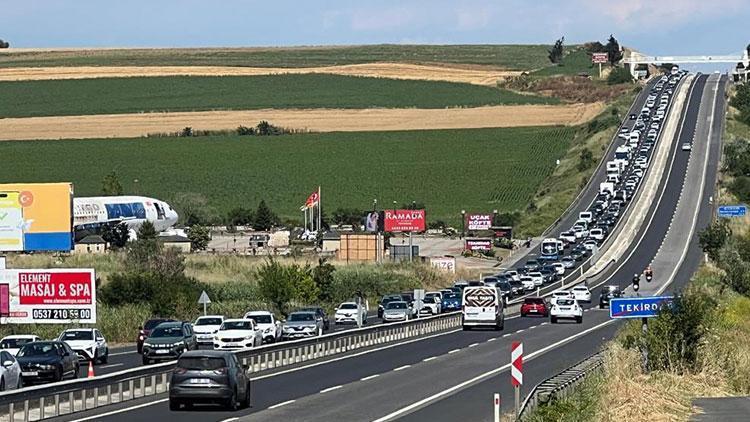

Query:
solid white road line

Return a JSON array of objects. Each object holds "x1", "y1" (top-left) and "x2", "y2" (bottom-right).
[
  {"x1": 68, "y1": 398, "x2": 169, "y2": 422},
  {"x1": 468, "y1": 343, "x2": 479, "y2": 348},
  {"x1": 447, "y1": 349, "x2": 460, "y2": 354},
  {"x1": 100, "y1": 363, "x2": 124, "y2": 369},
  {"x1": 529, "y1": 326, "x2": 536, "y2": 330},
  {"x1": 320, "y1": 385, "x2": 343, "y2": 393},
  {"x1": 393, "y1": 365, "x2": 411, "y2": 371},
  {"x1": 361, "y1": 374, "x2": 380, "y2": 381},
  {"x1": 422, "y1": 356, "x2": 438, "y2": 362},
  {"x1": 268, "y1": 399, "x2": 296, "y2": 409},
  {"x1": 372, "y1": 318, "x2": 617, "y2": 422},
  {"x1": 218, "y1": 418, "x2": 239, "y2": 422}
]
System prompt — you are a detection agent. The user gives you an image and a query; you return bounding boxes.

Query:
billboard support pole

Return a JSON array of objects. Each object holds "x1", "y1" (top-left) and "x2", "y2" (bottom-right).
[
  {"x1": 641, "y1": 317, "x2": 649, "y2": 372},
  {"x1": 409, "y1": 232, "x2": 413, "y2": 262}
]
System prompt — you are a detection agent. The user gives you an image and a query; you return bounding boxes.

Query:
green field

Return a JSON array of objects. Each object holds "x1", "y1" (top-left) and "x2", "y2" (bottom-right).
[
  {"x1": 0, "y1": 45, "x2": 556, "y2": 70},
  {"x1": 531, "y1": 48, "x2": 597, "y2": 77},
  {"x1": 0, "y1": 127, "x2": 575, "y2": 224},
  {"x1": 0, "y1": 74, "x2": 556, "y2": 118}
]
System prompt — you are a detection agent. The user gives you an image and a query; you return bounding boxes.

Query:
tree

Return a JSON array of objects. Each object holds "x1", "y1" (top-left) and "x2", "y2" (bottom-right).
[
  {"x1": 0, "y1": 40, "x2": 9, "y2": 49},
  {"x1": 699, "y1": 220, "x2": 731, "y2": 262},
  {"x1": 583, "y1": 41, "x2": 605, "y2": 53},
  {"x1": 101, "y1": 171, "x2": 123, "y2": 196},
  {"x1": 256, "y1": 259, "x2": 297, "y2": 317},
  {"x1": 226, "y1": 207, "x2": 254, "y2": 226},
  {"x1": 607, "y1": 67, "x2": 633, "y2": 85},
  {"x1": 253, "y1": 200, "x2": 279, "y2": 231},
  {"x1": 256, "y1": 121, "x2": 272, "y2": 136},
  {"x1": 605, "y1": 34, "x2": 623, "y2": 65},
  {"x1": 493, "y1": 211, "x2": 521, "y2": 227},
  {"x1": 577, "y1": 148, "x2": 595, "y2": 172},
  {"x1": 548, "y1": 37, "x2": 565, "y2": 64},
  {"x1": 171, "y1": 192, "x2": 220, "y2": 226},
  {"x1": 400, "y1": 201, "x2": 426, "y2": 210},
  {"x1": 100, "y1": 222, "x2": 130, "y2": 249},
  {"x1": 313, "y1": 258, "x2": 336, "y2": 302},
  {"x1": 187, "y1": 224, "x2": 210, "y2": 251},
  {"x1": 137, "y1": 221, "x2": 158, "y2": 240},
  {"x1": 332, "y1": 208, "x2": 364, "y2": 229}
]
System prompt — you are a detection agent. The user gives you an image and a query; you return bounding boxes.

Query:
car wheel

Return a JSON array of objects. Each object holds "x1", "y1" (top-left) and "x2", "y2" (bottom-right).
[
  {"x1": 0, "y1": 377, "x2": 5, "y2": 392},
  {"x1": 462, "y1": 326, "x2": 471, "y2": 331},
  {"x1": 142, "y1": 356, "x2": 150, "y2": 365},
  {"x1": 599, "y1": 304, "x2": 604, "y2": 309},
  {"x1": 520, "y1": 312, "x2": 526, "y2": 317},
  {"x1": 101, "y1": 350, "x2": 109, "y2": 364},
  {"x1": 576, "y1": 316, "x2": 583, "y2": 324},
  {"x1": 54, "y1": 366, "x2": 63, "y2": 382},
  {"x1": 551, "y1": 317, "x2": 557, "y2": 324},
  {"x1": 240, "y1": 382, "x2": 251, "y2": 408},
  {"x1": 169, "y1": 399, "x2": 180, "y2": 411},
  {"x1": 16, "y1": 376, "x2": 22, "y2": 389},
  {"x1": 93, "y1": 350, "x2": 99, "y2": 365}
]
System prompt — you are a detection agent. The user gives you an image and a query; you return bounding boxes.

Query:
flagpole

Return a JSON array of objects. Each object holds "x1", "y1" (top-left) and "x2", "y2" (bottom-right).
[
  {"x1": 304, "y1": 206, "x2": 308, "y2": 231},
  {"x1": 317, "y1": 186, "x2": 322, "y2": 233}
]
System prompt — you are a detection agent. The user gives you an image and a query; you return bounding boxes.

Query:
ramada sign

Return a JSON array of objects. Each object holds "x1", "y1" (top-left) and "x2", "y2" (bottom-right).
[{"x1": 384, "y1": 209, "x2": 426, "y2": 232}]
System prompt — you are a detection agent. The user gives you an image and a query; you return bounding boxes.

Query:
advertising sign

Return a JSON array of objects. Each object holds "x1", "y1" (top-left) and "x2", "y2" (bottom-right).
[
  {"x1": 430, "y1": 256, "x2": 456, "y2": 273},
  {"x1": 492, "y1": 226, "x2": 513, "y2": 240},
  {"x1": 384, "y1": 209, "x2": 426, "y2": 232},
  {"x1": 0, "y1": 269, "x2": 96, "y2": 324},
  {"x1": 0, "y1": 183, "x2": 73, "y2": 252},
  {"x1": 365, "y1": 211, "x2": 385, "y2": 232},
  {"x1": 465, "y1": 238, "x2": 493, "y2": 251},
  {"x1": 718, "y1": 205, "x2": 747, "y2": 218},
  {"x1": 609, "y1": 296, "x2": 674, "y2": 319},
  {"x1": 467, "y1": 214, "x2": 493, "y2": 231},
  {"x1": 592, "y1": 52, "x2": 608, "y2": 64}
]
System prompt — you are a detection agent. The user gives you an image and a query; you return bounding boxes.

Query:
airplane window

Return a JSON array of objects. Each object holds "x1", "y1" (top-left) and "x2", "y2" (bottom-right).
[{"x1": 154, "y1": 203, "x2": 165, "y2": 220}]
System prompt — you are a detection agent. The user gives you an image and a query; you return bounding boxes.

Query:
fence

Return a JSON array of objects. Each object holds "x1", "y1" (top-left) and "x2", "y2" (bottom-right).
[{"x1": 0, "y1": 312, "x2": 461, "y2": 422}]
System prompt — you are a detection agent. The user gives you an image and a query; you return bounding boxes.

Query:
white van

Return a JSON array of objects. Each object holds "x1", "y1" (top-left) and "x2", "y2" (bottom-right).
[
  {"x1": 578, "y1": 211, "x2": 593, "y2": 224},
  {"x1": 606, "y1": 161, "x2": 620, "y2": 175},
  {"x1": 462, "y1": 286, "x2": 505, "y2": 331}
]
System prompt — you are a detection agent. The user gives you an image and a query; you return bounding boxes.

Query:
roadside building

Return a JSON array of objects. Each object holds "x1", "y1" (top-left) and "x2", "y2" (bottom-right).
[
  {"x1": 158, "y1": 235, "x2": 192, "y2": 253},
  {"x1": 73, "y1": 235, "x2": 107, "y2": 254}
]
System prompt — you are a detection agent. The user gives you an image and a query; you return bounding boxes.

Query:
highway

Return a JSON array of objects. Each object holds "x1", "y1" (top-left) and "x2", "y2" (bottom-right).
[{"x1": 50, "y1": 73, "x2": 726, "y2": 422}]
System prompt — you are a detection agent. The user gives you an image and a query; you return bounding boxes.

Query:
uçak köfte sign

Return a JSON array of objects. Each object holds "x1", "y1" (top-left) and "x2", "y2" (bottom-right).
[
  {"x1": 383, "y1": 209, "x2": 426, "y2": 232},
  {"x1": 0, "y1": 269, "x2": 96, "y2": 324},
  {"x1": 466, "y1": 214, "x2": 493, "y2": 231}
]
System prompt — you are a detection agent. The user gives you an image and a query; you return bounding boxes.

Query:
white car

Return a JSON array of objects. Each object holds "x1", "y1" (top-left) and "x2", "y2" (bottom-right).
[
  {"x1": 504, "y1": 270, "x2": 520, "y2": 282},
  {"x1": 583, "y1": 239, "x2": 599, "y2": 251},
  {"x1": 59, "y1": 329, "x2": 108, "y2": 364},
  {"x1": 550, "y1": 298, "x2": 583, "y2": 323},
  {"x1": 520, "y1": 276, "x2": 535, "y2": 291},
  {"x1": 559, "y1": 231, "x2": 576, "y2": 244},
  {"x1": 335, "y1": 302, "x2": 368, "y2": 325},
  {"x1": 213, "y1": 319, "x2": 262, "y2": 350},
  {"x1": 550, "y1": 263, "x2": 565, "y2": 276},
  {"x1": 192, "y1": 315, "x2": 225, "y2": 345},
  {"x1": 573, "y1": 225, "x2": 588, "y2": 239},
  {"x1": 571, "y1": 285, "x2": 592, "y2": 303},
  {"x1": 0, "y1": 335, "x2": 41, "y2": 356},
  {"x1": 589, "y1": 228, "x2": 605, "y2": 241},
  {"x1": 681, "y1": 143, "x2": 692, "y2": 151},
  {"x1": 244, "y1": 311, "x2": 282, "y2": 344},
  {"x1": 528, "y1": 272, "x2": 544, "y2": 287},
  {"x1": 0, "y1": 350, "x2": 22, "y2": 390},
  {"x1": 418, "y1": 296, "x2": 442, "y2": 316},
  {"x1": 561, "y1": 257, "x2": 576, "y2": 269},
  {"x1": 550, "y1": 290, "x2": 573, "y2": 305}
]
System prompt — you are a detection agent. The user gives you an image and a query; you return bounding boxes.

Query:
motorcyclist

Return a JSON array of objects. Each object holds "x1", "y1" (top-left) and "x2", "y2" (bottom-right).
[{"x1": 644, "y1": 266, "x2": 653, "y2": 280}]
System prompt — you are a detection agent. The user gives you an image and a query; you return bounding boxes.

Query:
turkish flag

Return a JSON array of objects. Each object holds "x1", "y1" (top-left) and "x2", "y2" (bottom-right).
[{"x1": 304, "y1": 190, "x2": 319, "y2": 208}]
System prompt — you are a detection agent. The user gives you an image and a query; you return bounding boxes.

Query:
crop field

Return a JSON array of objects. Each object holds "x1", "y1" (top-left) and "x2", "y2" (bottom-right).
[
  {"x1": 0, "y1": 74, "x2": 555, "y2": 118},
  {"x1": 531, "y1": 48, "x2": 597, "y2": 77},
  {"x1": 0, "y1": 126, "x2": 575, "y2": 224},
  {"x1": 0, "y1": 44, "x2": 555, "y2": 70}
]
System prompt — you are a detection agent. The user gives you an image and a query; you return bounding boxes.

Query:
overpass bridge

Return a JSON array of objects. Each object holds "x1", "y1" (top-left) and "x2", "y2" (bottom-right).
[{"x1": 623, "y1": 49, "x2": 749, "y2": 78}]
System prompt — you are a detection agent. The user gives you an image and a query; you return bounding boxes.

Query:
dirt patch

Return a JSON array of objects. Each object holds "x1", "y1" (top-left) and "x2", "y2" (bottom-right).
[
  {"x1": 502, "y1": 75, "x2": 634, "y2": 103},
  {"x1": 0, "y1": 103, "x2": 603, "y2": 141},
  {"x1": 0, "y1": 63, "x2": 521, "y2": 86}
]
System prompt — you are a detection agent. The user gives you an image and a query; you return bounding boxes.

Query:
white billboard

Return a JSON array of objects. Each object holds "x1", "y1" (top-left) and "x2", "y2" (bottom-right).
[
  {"x1": 430, "y1": 257, "x2": 456, "y2": 273},
  {"x1": 0, "y1": 269, "x2": 96, "y2": 324}
]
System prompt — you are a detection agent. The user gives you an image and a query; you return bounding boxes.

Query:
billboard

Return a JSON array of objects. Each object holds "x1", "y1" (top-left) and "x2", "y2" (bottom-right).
[
  {"x1": 466, "y1": 238, "x2": 493, "y2": 251},
  {"x1": 0, "y1": 269, "x2": 96, "y2": 323},
  {"x1": 384, "y1": 209, "x2": 426, "y2": 232},
  {"x1": 365, "y1": 211, "x2": 385, "y2": 232},
  {"x1": 592, "y1": 52, "x2": 608, "y2": 64},
  {"x1": 492, "y1": 226, "x2": 513, "y2": 240},
  {"x1": 467, "y1": 214, "x2": 493, "y2": 231},
  {"x1": 430, "y1": 257, "x2": 456, "y2": 273},
  {"x1": 0, "y1": 183, "x2": 73, "y2": 252}
]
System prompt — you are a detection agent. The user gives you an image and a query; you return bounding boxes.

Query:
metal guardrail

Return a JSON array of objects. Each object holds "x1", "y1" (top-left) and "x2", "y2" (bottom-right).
[
  {"x1": 0, "y1": 312, "x2": 461, "y2": 421},
  {"x1": 517, "y1": 349, "x2": 606, "y2": 420}
]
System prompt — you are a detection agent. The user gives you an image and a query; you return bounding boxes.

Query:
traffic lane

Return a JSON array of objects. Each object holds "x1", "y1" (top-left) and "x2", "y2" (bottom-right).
[
  {"x1": 237, "y1": 309, "x2": 618, "y2": 421},
  {"x1": 401, "y1": 320, "x2": 621, "y2": 422}
]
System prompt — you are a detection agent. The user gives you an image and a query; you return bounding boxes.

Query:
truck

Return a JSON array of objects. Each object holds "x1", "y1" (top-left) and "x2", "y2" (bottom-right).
[
  {"x1": 600, "y1": 182, "x2": 615, "y2": 196},
  {"x1": 614, "y1": 146, "x2": 630, "y2": 166}
]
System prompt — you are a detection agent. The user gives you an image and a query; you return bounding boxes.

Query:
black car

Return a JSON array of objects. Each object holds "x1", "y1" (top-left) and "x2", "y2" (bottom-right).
[
  {"x1": 297, "y1": 306, "x2": 330, "y2": 331},
  {"x1": 508, "y1": 279, "x2": 524, "y2": 295},
  {"x1": 16, "y1": 341, "x2": 79, "y2": 384},
  {"x1": 629, "y1": 113, "x2": 637, "y2": 120},
  {"x1": 142, "y1": 321, "x2": 198, "y2": 365},
  {"x1": 169, "y1": 350, "x2": 251, "y2": 411},
  {"x1": 539, "y1": 268, "x2": 556, "y2": 284},
  {"x1": 599, "y1": 286, "x2": 623, "y2": 309},
  {"x1": 138, "y1": 318, "x2": 176, "y2": 354},
  {"x1": 523, "y1": 260, "x2": 541, "y2": 271},
  {"x1": 571, "y1": 249, "x2": 585, "y2": 261},
  {"x1": 497, "y1": 281, "x2": 514, "y2": 301}
]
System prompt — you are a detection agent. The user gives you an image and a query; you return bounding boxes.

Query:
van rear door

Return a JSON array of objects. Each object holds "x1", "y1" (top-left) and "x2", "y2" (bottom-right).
[{"x1": 462, "y1": 287, "x2": 499, "y2": 326}]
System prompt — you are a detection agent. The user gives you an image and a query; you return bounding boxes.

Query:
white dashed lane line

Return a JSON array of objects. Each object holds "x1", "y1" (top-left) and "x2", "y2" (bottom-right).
[
  {"x1": 468, "y1": 343, "x2": 479, "y2": 348},
  {"x1": 515, "y1": 329, "x2": 524, "y2": 334},
  {"x1": 361, "y1": 374, "x2": 380, "y2": 381},
  {"x1": 268, "y1": 400, "x2": 295, "y2": 409},
  {"x1": 502, "y1": 334, "x2": 511, "y2": 338},
  {"x1": 487, "y1": 338, "x2": 497, "y2": 342},
  {"x1": 320, "y1": 385, "x2": 343, "y2": 394},
  {"x1": 393, "y1": 365, "x2": 411, "y2": 371},
  {"x1": 422, "y1": 356, "x2": 438, "y2": 362},
  {"x1": 448, "y1": 349, "x2": 460, "y2": 354}
]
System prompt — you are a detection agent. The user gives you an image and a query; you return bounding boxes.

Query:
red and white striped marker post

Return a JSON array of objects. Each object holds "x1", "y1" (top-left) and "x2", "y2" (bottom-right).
[
  {"x1": 511, "y1": 341, "x2": 523, "y2": 417},
  {"x1": 493, "y1": 393, "x2": 501, "y2": 422}
]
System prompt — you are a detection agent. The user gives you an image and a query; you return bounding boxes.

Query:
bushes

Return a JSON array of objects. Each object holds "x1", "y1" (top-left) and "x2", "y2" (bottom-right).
[
  {"x1": 730, "y1": 83, "x2": 750, "y2": 126},
  {"x1": 607, "y1": 67, "x2": 633, "y2": 85}
]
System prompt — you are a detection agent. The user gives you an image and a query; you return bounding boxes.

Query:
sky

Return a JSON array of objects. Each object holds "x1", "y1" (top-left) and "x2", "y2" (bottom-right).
[{"x1": 1, "y1": 0, "x2": 748, "y2": 64}]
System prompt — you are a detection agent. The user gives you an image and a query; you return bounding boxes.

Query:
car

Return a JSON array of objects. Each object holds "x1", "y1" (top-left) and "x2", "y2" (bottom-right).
[
  {"x1": 550, "y1": 298, "x2": 583, "y2": 324},
  {"x1": 282, "y1": 312, "x2": 324, "y2": 340},
  {"x1": 523, "y1": 260, "x2": 541, "y2": 271},
  {"x1": 137, "y1": 318, "x2": 176, "y2": 354},
  {"x1": 419, "y1": 296, "x2": 442, "y2": 316},
  {"x1": 214, "y1": 319, "x2": 263, "y2": 349},
  {"x1": 520, "y1": 297, "x2": 549, "y2": 317},
  {"x1": 550, "y1": 290, "x2": 573, "y2": 305},
  {"x1": 169, "y1": 350, "x2": 250, "y2": 411},
  {"x1": 571, "y1": 285, "x2": 592, "y2": 303},
  {"x1": 599, "y1": 285, "x2": 623, "y2": 309},
  {"x1": 377, "y1": 295, "x2": 401, "y2": 318},
  {"x1": 583, "y1": 239, "x2": 599, "y2": 251},
  {"x1": 625, "y1": 179, "x2": 638, "y2": 189},
  {"x1": 629, "y1": 113, "x2": 636, "y2": 120},
  {"x1": 508, "y1": 279, "x2": 525, "y2": 296},
  {"x1": 527, "y1": 272, "x2": 544, "y2": 287},
  {"x1": 441, "y1": 292, "x2": 462, "y2": 312},
  {"x1": 571, "y1": 249, "x2": 585, "y2": 261},
  {"x1": 297, "y1": 307, "x2": 330, "y2": 331},
  {"x1": 462, "y1": 286, "x2": 505, "y2": 330},
  {"x1": 559, "y1": 231, "x2": 576, "y2": 244},
  {"x1": 561, "y1": 257, "x2": 576, "y2": 269},
  {"x1": 17, "y1": 341, "x2": 79, "y2": 384},
  {"x1": 243, "y1": 311, "x2": 282, "y2": 344},
  {"x1": 589, "y1": 228, "x2": 605, "y2": 241},
  {"x1": 0, "y1": 335, "x2": 41, "y2": 356},
  {"x1": 58, "y1": 328, "x2": 108, "y2": 364},
  {"x1": 335, "y1": 302, "x2": 368, "y2": 325},
  {"x1": 382, "y1": 301, "x2": 411, "y2": 323},
  {"x1": 520, "y1": 276, "x2": 535, "y2": 291},
  {"x1": 453, "y1": 281, "x2": 469, "y2": 290},
  {"x1": 142, "y1": 321, "x2": 198, "y2": 365},
  {"x1": 193, "y1": 315, "x2": 225, "y2": 346},
  {"x1": 496, "y1": 280, "x2": 514, "y2": 301},
  {"x1": 539, "y1": 268, "x2": 556, "y2": 284},
  {"x1": 573, "y1": 225, "x2": 588, "y2": 239},
  {"x1": 0, "y1": 350, "x2": 22, "y2": 390},
  {"x1": 682, "y1": 143, "x2": 692, "y2": 151},
  {"x1": 550, "y1": 262, "x2": 565, "y2": 276},
  {"x1": 503, "y1": 270, "x2": 520, "y2": 282},
  {"x1": 482, "y1": 276, "x2": 499, "y2": 287},
  {"x1": 426, "y1": 291, "x2": 443, "y2": 302}
]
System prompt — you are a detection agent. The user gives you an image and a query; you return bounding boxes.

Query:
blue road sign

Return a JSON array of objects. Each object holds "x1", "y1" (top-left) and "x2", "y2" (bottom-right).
[
  {"x1": 718, "y1": 205, "x2": 747, "y2": 218},
  {"x1": 609, "y1": 296, "x2": 674, "y2": 319}
]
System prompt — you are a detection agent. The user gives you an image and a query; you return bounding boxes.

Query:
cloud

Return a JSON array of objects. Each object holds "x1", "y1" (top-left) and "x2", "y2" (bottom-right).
[
  {"x1": 574, "y1": 0, "x2": 746, "y2": 28},
  {"x1": 455, "y1": 7, "x2": 493, "y2": 31},
  {"x1": 349, "y1": 6, "x2": 417, "y2": 31}
]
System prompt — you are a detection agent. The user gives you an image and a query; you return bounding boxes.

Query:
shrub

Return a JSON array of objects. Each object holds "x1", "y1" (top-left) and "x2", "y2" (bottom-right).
[
  {"x1": 729, "y1": 176, "x2": 750, "y2": 202},
  {"x1": 607, "y1": 67, "x2": 633, "y2": 85}
]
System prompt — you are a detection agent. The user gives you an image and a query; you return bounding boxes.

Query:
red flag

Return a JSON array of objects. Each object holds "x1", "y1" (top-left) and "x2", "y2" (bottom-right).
[{"x1": 304, "y1": 190, "x2": 319, "y2": 209}]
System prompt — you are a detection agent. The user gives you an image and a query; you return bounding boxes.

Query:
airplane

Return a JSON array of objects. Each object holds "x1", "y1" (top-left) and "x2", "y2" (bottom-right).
[{"x1": 73, "y1": 196, "x2": 178, "y2": 241}]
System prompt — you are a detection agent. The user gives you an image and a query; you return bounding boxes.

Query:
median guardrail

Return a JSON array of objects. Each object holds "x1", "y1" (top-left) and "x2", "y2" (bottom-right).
[
  {"x1": 0, "y1": 311, "x2": 461, "y2": 421},
  {"x1": 517, "y1": 349, "x2": 606, "y2": 421}
]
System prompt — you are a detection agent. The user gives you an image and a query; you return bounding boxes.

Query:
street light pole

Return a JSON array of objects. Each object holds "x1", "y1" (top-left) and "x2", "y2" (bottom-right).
[{"x1": 461, "y1": 210, "x2": 466, "y2": 240}]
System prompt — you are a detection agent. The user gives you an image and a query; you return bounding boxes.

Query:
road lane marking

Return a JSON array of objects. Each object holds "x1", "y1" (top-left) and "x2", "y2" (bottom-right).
[
  {"x1": 448, "y1": 349, "x2": 460, "y2": 354},
  {"x1": 422, "y1": 356, "x2": 437, "y2": 362},
  {"x1": 394, "y1": 365, "x2": 411, "y2": 371},
  {"x1": 68, "y1": 398, "x2": 168, "y2": 422},
  {"x1": 529, "y1": 326, "x2": 536, "y2": 330},
  {"x1": 515, "y1": 330, "x2": 524, "y2": 334},
  {"x1": 502, "y1": 334, "x2": 511, "y2": 338},
  {"x1": 487, "y1": 338, "x2": 497, "y2": 342},
  {"x1": 372, "y1": 318, "x2": 617, "y2": 422},
  {"x1": 361, "y1": 374, "x2": 380, "y2": 381},
  {"x1": 320, "y1": 385, "x2": 343, "y2": 393},
  {"x1": 468, "y1": 343, "x2": 479, "y2": 348},
  {"x1": 540, "y1": 322, "x2": 548, "y2": 326},
  {"x1": 219, "y1": 418, "x2": 238, "y2": 422},
  {"x1": 100, "y1": 363, "x2": 124, "y2": 369},
  {"x1": 269, "y1": 399, "x2": 295, "y2": 409},
  {"x1": 109, "y1": 351, "x2": 137, "y2": 356}
]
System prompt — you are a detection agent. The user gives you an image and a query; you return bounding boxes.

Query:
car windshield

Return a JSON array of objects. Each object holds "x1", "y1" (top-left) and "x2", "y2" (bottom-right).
[
  {"x1": 1, "y1": 338, "x2": 34, "y2": 349},
  {"x1": 557, "y1": 299, "x2": 575, "y2": 306},
  {"x1": 380, "y1": 298, "x2": 394, "y2": 305},
  {"x1": 524, "y1": 298, "x2": 545, "y2": 305},
  {"x1": 177, "y1": 356, "x2": 226, "y2": 371},
  {"x1": 573, "y1": 287, "x2": 588, "y2": 292},
  {"x1": 150, "y1": 326, "x2": 183, "y2": 338},
  {"x1": 289, "y1": 313, "x2": 315, "y2": 322},
  {"x1": 246, "y1": 314, "x2": 272, "y2": 324},
  {"x1": 425, "y1": 293, "x2": 440, "y2": 299},
  {"x1": 17, "y1": 343, "x2": 58, "y2": 357},
  {"x1": 386, "y1": 302, "x2": 407, "y2": 310},
  {"x1": 443, "y1": 293, "x2": 459, "y2": 300},
  {"x1": 144, "y1": 319, "x2": 169, "y2": 330},
  {"x1": 339, "y1": 303, "x2": 357, "y2": 310},
  {"x1": 61, "y1": 331, "x2": 93, "y2": 341},
  {"x1": 195, "y1": 317, "x2": 223, "y2": 326},
  {"x1": 221, "y1": 321, "x2": 254, "y2": 330}
]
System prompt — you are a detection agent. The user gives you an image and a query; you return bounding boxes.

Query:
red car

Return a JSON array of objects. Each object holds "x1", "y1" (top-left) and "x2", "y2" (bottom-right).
[
  {"x1": 137, "y1": 318, "x2": 175, "y2": 354},
  {"x1": 520, "y1": 297, "x2": 549, "y2": 317}
]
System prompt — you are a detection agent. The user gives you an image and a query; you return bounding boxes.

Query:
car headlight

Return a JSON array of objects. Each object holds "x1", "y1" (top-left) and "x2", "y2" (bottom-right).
[
  {"x1": 282, "y1": 326, "x2": 291, "y2": 331},
  {"x1": 143, "y1": 342, "x2": 153, "y2": 348},
  {"x1": 244, "y1": 335, "x2": 255, "y2": 340},
  {"x1": 39, "y1": 364, "x2": 56, "y2": 370},
  {"x1": 172, "y1": 342, "x2": 185, "y2": 348},
  {"x1": 264, "y1": 327, "x2": 272, "y2": 333}
]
